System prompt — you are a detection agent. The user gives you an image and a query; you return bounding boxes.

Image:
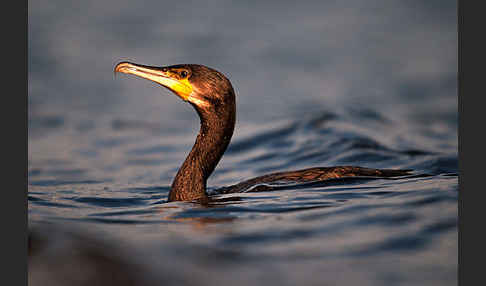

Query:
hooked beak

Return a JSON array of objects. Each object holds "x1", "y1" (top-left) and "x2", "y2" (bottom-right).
[{"x1": 114, "y1": 61, "x2": 193, "y2": 101}]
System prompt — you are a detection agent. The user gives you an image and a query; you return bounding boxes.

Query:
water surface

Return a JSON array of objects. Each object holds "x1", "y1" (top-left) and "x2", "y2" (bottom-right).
[{"x1": 28, "y1": 1, "x2": 457, "y2": 285}]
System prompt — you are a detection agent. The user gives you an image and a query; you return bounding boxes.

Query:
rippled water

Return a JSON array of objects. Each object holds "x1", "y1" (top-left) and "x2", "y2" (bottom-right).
[{"x1": 28, "y1": 1, "x2": 457, "y2": 285}]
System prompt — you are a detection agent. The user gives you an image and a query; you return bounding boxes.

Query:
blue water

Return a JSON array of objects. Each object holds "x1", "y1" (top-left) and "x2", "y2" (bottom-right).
[{"x1": 28, "y1": 1, "x2": 457, "y2": 285}]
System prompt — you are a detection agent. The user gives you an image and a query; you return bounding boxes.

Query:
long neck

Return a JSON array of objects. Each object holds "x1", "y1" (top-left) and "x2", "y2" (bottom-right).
[{"x1": 168, "y1": 102, "x2": 235, "y2": 202}]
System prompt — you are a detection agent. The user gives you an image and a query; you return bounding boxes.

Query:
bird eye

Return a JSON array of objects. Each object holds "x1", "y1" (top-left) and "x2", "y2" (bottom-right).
[{"x1": 180, "y1": 71, "x2": 188, "y2": 78}]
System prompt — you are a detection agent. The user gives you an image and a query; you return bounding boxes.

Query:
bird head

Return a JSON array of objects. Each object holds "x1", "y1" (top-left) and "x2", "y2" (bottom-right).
[{"x1": 114, "y1": 62, "x2": 235, "y2": 111}]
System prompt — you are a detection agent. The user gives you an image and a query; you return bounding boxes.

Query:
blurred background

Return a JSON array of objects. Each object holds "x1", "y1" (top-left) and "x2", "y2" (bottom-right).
[{"x1": 28, "y1": 1, "x2": 457, "y2": 285}]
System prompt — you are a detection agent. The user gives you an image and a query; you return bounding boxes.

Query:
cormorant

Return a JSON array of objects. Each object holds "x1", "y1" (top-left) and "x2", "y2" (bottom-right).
[{"x1": 114, "y1": 62, "x2": 410, "y2": 202}]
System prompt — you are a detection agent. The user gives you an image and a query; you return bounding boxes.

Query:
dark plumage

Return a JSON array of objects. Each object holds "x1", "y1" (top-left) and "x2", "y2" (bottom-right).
[
  {"x1": 168, "y1": 65, "x2": 236, "y2": 201},
  {"x1": 114, "y1": 62, "x2": 411, "y2": 202}
]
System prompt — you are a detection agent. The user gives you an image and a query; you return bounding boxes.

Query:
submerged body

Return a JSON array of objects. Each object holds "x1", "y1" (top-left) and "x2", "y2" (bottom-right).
[{"x1": 114, "y1": 62, "x2": 410, "y2": 202}]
